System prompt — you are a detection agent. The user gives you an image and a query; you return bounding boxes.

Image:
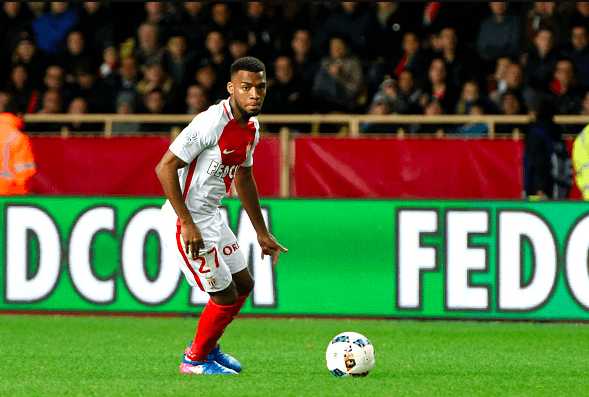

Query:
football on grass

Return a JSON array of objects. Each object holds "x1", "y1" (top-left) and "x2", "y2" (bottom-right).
[{"x1": 326, "y1": 331, "x2": 375, "y2": 377}]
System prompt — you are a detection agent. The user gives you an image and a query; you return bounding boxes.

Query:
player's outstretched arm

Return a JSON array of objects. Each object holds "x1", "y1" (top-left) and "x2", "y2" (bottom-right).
[
  {"x1": 234, "y1": 166, "x2": 287, "y2": 265},
  {"x1": 155, "y1": 150, "x2": 204, "y2": 259}
]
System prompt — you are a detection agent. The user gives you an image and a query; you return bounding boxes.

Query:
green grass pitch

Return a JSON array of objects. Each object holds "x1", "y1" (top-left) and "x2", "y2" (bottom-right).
[{"x1": 2, "y1": 315, "x2": 589, "y2": 397}]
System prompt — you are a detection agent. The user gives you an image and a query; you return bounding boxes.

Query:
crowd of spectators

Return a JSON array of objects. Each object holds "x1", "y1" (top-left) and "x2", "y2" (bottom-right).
[{"x1": 2, "y1": 2, "x2": 589, "y2": 135}]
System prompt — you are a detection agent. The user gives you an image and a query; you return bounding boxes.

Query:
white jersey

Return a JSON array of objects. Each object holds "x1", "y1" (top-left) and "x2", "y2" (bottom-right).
[{"x1": 162, "y1": 98, "x2": 260, "y2": 225}]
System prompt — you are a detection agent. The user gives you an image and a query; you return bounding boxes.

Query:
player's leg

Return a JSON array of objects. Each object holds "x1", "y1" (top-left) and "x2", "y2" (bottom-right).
[
  {"x1": 220, "y1": 220, "x2": 254, "y2": 319},
  {"x1": 183, "y1": 247, "x2": 237, "y2": 362},
  {"x1": 190, "y1": 269, "x2": 253, "y2": 361},
  {"x1": 184, "y1": 222, "x2": 253, "y2": 371},
  {"x1": 232, "y1": 267, "x2": 255, "y2": 296},
  {"x1": 180, "y1": 256, "x2": 241, "y2": 374},
  {"x1": 184, "y1": 280, "x2": 244, "y2": 373},
  {"x1": 159, "y1": 210, "x2": 236, "y2": 374},
  {"x1": 161, "y1": 216, "x2": 237, "y2": 374},
  {"x1": 229, "y1": 267, "x2": 254, "y2": 317}
]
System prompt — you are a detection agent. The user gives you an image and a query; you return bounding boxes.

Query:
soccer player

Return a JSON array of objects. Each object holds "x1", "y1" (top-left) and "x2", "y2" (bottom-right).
[{"x1": 156, "y1": 56, "x2": 287, "y2": 375}]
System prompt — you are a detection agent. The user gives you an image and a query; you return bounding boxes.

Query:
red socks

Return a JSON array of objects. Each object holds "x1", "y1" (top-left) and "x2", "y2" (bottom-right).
[
  {"x1": 231, "y1": 293, "x2": 250, "y2": 320},
  {"x1": 187, "y1": 294, "x2": 250, "y2": 361}
]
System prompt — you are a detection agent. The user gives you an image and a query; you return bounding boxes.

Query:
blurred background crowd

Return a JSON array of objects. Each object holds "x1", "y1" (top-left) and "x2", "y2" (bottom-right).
[{"x1": 2, "y1": 2, "x2": 589, "y2": 134}]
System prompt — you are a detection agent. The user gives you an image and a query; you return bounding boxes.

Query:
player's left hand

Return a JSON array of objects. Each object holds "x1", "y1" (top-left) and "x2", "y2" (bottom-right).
[{"x1": 258, "y1": 233, "x2": 288, "y2": 266}]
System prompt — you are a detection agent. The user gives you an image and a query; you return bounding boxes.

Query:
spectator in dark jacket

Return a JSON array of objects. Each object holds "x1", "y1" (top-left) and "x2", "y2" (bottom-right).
[
  {"x1": 162, "y1": 32, "x2": 198, "y2": 97},
  {"x1": 288, "y1": 27, "x2": 320, "y2": 90},
  {"x1": 37, "y1": 64, "x2": 76, "y2": 112},
  {"x1": 71, "y1": 58, "x2": 114, "y2": 113},
  {"x1": 10, "y1": 32, "x2": 49, "y2": 89},
  {"x1": 475, "y1": 2, "x2": 523, "y2": 74},
  {"x1": 263, "y1": 54, "x2": 310, "y2": 133},
  {"x1": 264, "y1": 55, "x2": 308, "y2": 115},
  {"x1": 200, "y1": 30, "x2": 232, "y2": 84},
  {"x1": 419, "y1": 57, "x2": 460, "y2": 115},
  {"x1": 4, "y1": 63, "x2": 38, "y2": 114},
  {"x1": 524, "y1": 98, "x2": 573, "y2": 199},
  {"x1": 0, "y1": 2, "x2": 34, "y2": 82},
  {"x1": 78, "y1": 2, "x2": 115, "y2": 55},
  {"x1": 313, "y1": 2, "x2": 379, "y2": 60},
  {"x1": 548, "y1": 57, "x2": 585, "y2": 135},
  {"x1": 103, "y1": 55, "x2": 140, "y2": 102},
  {"x1": 203, "y1": 2, "x2": 235, "y2": 39},
  {"x1": 563, "y1": 24, "x2": 589, "y2": 89},
  {"x1": 132, "y1": 22, "x2": 165, "y2": 70},
  {"x1": 177, "y1": 2, "x2": 210, "y2": 53},
  {"x1": 191, "y1": 62, "x2": 227, "y2": 105},
  {"x1": 522, "y1": 28, "x2": 560, "y2": 92},
  {"x1": 435, "y1": 26, "x2": 481, "y2": 91},
  {"x1": 237, "y1": 2, "x2": 286, "y2": 66},
  {"x1": 58, "y1": 30, "x2": 99, "y2": 85},
  {"x1": 312, "y1": 33, "x2": 367, "y2": 114}
]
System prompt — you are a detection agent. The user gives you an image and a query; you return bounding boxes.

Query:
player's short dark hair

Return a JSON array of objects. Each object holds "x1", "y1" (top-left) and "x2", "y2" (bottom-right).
[{"x1": 230, "y1": 56, "x2": 266, "y2": 79}]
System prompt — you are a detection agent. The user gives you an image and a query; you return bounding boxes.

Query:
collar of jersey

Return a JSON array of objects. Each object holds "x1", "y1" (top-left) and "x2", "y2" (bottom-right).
[{"x1": 222, "y1": 98, "x2": 233, "y2": 121}]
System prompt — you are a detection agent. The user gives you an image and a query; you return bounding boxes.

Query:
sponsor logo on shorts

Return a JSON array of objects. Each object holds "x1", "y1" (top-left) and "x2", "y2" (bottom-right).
[{"x1": 223, "y1": 242, "x2": 240, "y2": 256}]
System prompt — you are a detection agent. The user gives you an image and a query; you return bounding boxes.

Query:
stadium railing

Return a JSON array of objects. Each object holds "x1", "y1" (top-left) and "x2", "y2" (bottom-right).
[
  {"x1": 22, "y1": 113, "x2": 589, "y2": 137},
  {"x1": 21, "y1": 114, "x2": 587, "y2": 197}
]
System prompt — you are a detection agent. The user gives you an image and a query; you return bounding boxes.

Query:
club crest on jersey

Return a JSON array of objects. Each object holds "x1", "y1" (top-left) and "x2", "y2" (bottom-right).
[
  {"x1": 207, "y1": 160, "x2": 240, "y2": 179},
  {"x1": 206, "y1": 276, "x2": 217, "y2": 287}
]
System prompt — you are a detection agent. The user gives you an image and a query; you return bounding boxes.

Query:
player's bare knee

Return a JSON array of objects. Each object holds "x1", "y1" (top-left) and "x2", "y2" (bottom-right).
[
  {"x1": 237, "y1": 276, "x2": 254, "y2": 296},
  {"x1": 210, "y1": 282, "x2": 238, "y2": 306},
  {"x1": 234, "y1": 270, "x2": 254, "y2": 296}
]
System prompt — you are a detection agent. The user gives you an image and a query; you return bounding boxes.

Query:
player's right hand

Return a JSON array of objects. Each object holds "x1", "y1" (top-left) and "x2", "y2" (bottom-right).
[
  {"x1": 181, "y1": 221, "x2": 204, "y2": 260},
  {"x1": 258, "y1": 233, "x2": 288, "y2": 266}
]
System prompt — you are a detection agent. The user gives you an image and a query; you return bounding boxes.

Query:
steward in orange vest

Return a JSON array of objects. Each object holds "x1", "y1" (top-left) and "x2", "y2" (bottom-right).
[{"x1": 0, "y1": 112, "x2": 36, "y2": 195}]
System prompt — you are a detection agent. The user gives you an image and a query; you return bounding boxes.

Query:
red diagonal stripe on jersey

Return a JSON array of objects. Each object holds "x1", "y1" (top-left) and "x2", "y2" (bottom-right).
[
  {"x1": 182, "y1": 158, "x2": 198, "y2": 201},
  {"x1": 222, "y1": 102, "x2": 231, "y2": 119},
  {"x1": 176, "y1": 157, "x2": 199, "y2": 232}
]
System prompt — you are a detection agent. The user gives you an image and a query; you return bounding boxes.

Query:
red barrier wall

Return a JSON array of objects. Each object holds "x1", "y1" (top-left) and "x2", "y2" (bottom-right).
[
  {"x1": 30, "y1": 136, "x2": 282, "y2": 196},
  {"x1": 293, "y1": 137, "x2": 524, "y2": 198},
  {"x1": 28, "y1": 136, "x2": 580, "y2": 199},
  {"x1": 31, "y1": 136, "x2": 169, "y2": 195}
]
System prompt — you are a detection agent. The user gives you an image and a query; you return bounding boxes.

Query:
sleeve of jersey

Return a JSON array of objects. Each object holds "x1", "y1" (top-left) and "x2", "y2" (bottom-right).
[{"x1": 169, "y1": 112, "x2": 216, "y2": 164}]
